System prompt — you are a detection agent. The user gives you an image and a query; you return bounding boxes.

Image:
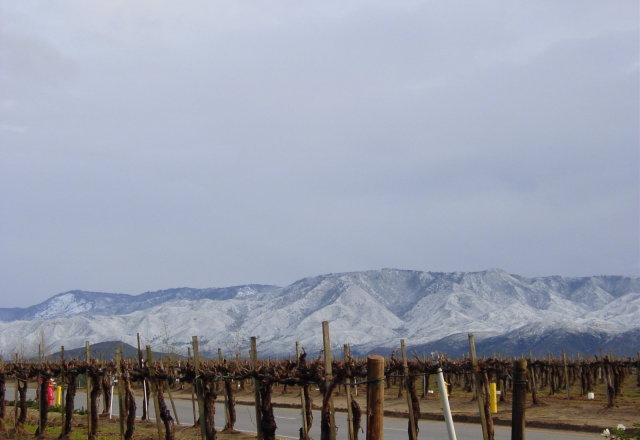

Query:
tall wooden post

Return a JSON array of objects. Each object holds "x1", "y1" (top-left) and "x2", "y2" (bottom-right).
[
  {"x1": 366, "y1": 355, "x2": 384, "y2": 440},
  {"x1": 146, "y1": 346, "x2": 163, "y2": 440},
  {"x1": 511, "y1": 360, "x2": 527, "y2": 440},
  {"x1": 343, "y1": 344, "x2": 355, "y2": 440},
  {"x1": 217, "y1": 348, "x2": 230, "y2": 429},
  {"x1": 401, "y1": 339, "x2": 418, "y2": 440},
  {"x1": 322, "y1": 321, "x2": 336, "y2": 440},
  {"x1": 604, "y1": 357, "x2": 615, "y2": 407},
  {"x1": 165, "y1": 371, "x2": 180, "y2": 426},
  {"x1": 188, "y1": 347, "x2": 197, "y2": 426},
  {"x1": 250, "y1": 337, "x2": 263, "y2": 440},
  {"x1": 60, "y1": 346, "x2": 66, "y2": 427},
  {"x1": 37, "y1": 344, "x2": 44, "y2": 436},
  {"x1": 468, "y1": 334, "x2": 489, "y2": 440},
  {"x1": 137, "y1": 333, "x2": 148, "y2": 420},
  {"x1": 85, "y1": 341, "x2": 92, "y2": 439},
  {"x1": 562, "y1": 352, "x2": 570, "y2": 399},
  {"x1": 296, "y1": 342, "x2": 309, "y2": 440},
  {"x1": 13, "y1": 353, "x2": 19, "y2": 424},
  {"x1": 192, "y1": 337, "x2": 207, "y2": 440},
  {"x1": 115, "y1": 347, "x2": 126, "y2": 440}
]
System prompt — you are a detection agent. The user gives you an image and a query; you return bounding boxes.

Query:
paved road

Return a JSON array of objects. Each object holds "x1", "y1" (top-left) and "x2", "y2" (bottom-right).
[{"x1": 7, "y1": 386, "x2": 599, "y2": 440}]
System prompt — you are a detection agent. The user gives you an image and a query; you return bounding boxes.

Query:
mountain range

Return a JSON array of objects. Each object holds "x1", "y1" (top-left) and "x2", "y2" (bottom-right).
[{"x1": 1, "y1": 269, "x2": 638, "y2": 358}]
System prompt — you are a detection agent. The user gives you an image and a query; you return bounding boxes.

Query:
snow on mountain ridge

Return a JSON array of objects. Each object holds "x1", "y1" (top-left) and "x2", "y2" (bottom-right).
[
  {"x1": 0, "y1": 284, "x2": 280, "y2": 321},
  {"x1": 34, "y1": 293, "x2": 93, "y2": 319},
  {"x1": 0, "y1": 269, "x2": 637, "y2": 357}
]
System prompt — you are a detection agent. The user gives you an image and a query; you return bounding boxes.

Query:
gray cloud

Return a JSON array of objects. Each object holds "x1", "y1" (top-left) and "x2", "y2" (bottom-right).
[{"x1": 1, "y1": 1, "x2": 638, "y2": 306}]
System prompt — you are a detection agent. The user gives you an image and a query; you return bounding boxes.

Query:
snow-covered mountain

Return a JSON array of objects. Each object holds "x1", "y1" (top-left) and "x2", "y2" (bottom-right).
[
  {"x1": 0, "y1": 285, "x2": 279, "y2": 321},
  {"x1": 1, "y1": 269, "x2": 638, "y2": 358}
]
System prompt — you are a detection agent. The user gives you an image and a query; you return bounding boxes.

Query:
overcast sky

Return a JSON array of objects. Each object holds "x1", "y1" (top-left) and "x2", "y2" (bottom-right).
[{"x1": 1, "y1": 1, "x2": 638, "y2": 307}]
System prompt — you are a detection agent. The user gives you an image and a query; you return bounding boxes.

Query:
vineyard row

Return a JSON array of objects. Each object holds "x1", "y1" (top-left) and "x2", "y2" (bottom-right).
[{"x1": 0, "y1": 331, "x2": 638, "y2": 440}]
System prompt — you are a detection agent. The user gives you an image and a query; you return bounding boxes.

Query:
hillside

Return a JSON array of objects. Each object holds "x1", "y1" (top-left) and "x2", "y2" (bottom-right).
[
  {"x1": 44, "y1": 341, "x2": 181, "y2": 362},
  {"x1": 0, "y1": 269, "x2": 638, "y2": 358}
]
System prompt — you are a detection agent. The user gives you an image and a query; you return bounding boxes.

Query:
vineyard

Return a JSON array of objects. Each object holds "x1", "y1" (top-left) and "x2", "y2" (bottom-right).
[{"x1": 0, "y1": 328, "x2": 638, "y2": 440}]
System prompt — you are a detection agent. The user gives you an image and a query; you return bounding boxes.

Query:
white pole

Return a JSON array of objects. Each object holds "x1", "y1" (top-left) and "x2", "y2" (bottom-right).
[
  {"x1": 436, "y1": 368, "x2": 458, "y2": 440},
  {"x1": 143, "y1": 379, "x2": 149, "y2": 415},
  {"x1": 109, "y1": 379, "x2": 114, "y2": 420}
]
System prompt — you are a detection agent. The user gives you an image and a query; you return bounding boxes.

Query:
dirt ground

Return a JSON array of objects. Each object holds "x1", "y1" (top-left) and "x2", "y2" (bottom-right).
[
  {"x1": 2, "y1": 374, "x2": 637, "y2": 440},
  {"x1": 0, "y1": 412, "x2": 254, "y2": 440}
]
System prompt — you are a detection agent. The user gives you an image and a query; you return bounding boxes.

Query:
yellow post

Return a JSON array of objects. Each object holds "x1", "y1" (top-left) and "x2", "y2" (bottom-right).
[
  {"x1": 439, "y1": 380, "x2": 450, "y2": 409},
  {"x1": 55, "y1": 386, "x2": 62, "y2": 406},
  {"x1": 489, "y1": 382, "x2": 498, "y2": 413}
]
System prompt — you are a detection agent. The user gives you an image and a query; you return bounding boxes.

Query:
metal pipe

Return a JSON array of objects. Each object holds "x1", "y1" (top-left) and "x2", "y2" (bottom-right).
[
  {"x1": 436, "y1": 368, "x2": 458, "y2": 440},
  {"x1": 109, "y1": 381, "x2": 114, "y2": 420}
]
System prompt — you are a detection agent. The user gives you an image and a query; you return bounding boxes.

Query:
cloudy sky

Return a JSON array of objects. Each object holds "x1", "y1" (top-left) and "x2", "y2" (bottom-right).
[{"x1": 1, "y1": 1, "x2": 638, "y2": 307}]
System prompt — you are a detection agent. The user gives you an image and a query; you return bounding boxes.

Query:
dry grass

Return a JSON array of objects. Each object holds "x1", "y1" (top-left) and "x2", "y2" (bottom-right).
[{"x1": 0, "y1": 411, "x2": 258, "y2": 440}]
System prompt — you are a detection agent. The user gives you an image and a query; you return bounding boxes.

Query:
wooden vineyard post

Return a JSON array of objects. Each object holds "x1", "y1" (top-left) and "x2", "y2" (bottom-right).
[
  {"x1": 188, "y1": 347, "x2": 197, "y2": 426},
  {"x1": 422, "y1": 358, "x2": 427, "y2": 400},
  {"x1": 401, "y1": 339, "x2": 418, "y2": 440},
  {"x1": 511, "y1": 359, "x2": 527, "y2": 440},
  {"x1": 146, "y1": 346, "x2": 163, "y2": 440},
  {"x1": 296, "y1": 342, "x2": 309, "y2": 440},
  {"x1": 343, "y1": 344, "x2": 355, "y2": 440},
  {"x1": 528, "y1": 356, "x2": 539, "y2": 405},
  {"x1": 604, "y1": 357, "x2": 615, "y2": 408},
  {"x1": 562, "y1": 352, "x2": 570, "y2": 400},
  {"x1": 218, "y1": 348, "x2": 230, "y2": 429},
  {"x1": 13, "y1": 353, "x2": 18, "y2": 425},
  {"x1": 366, "y1": 355, "x2": 384, "y2": 440},
  {"x1": 60, "y1": 346, "x2": 66, "y2": 426},
  {"x1": 137, "y1": 333, "x2": 149, "y2": 420},
  {"x1": 217, "y1": 349, "x2": 223, "y2": 393},
  {"x1": 322, "y1": 321, "x2": 337, "y2": 440},
  {"x1": 164, "y1": 365, "x2": 180, "y2": 426},
  {"x1": 37, "y1": 344, "x2": 42, "y2": 438},
  {"x1": 192, "y1": 337, "x2": 207, "y2": 440},
  {"x1": 0, "y1": 357, "x2": 3, "y2": 430},
  {"x1": 115, "y1": 347, "x2": 126, "y2": 440},
  {"x1": 250, "y1": 337, "x2": 263, "y2": 440},
  {"x1": 468, "y1": 334, "x2": 490, "y2": 440},
  {"x1": 85, "y1": 341, "x2": 92, "y2": 439}
]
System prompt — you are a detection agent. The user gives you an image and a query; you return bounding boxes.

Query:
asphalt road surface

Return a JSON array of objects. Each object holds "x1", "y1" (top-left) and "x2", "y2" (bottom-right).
[{"x1": 7, "y1": 386, "x2": 600, "y2": 440}]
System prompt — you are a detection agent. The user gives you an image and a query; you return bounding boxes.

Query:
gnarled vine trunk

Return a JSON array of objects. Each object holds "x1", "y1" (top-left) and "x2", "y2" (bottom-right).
[
  {"x1": 351, "y1": 399, "x2": 362, "y2": 440},
  {"x1": 0, "y1": 373, "x2": 6, "y2": 430},
  {"x1": 17, "y1": 380, "x2": 28, "y2": 428},
  {"x1": 36, "y1": 377, "x2": 49, "y2": 437},
  {"x1": 320, "y1": 380, "x2": 338, "y2": 440},
  {"x1": 482, "y1": 371, "x2": 495, "y2": 440},
  {"x1": 303, "y1": 385, "x2": 313, "y2": 430},
  {"x1": 202, "y1": 381, "x2": 217, "y2": 440},
  {"x1": 223, "y1": 380, "x2": 236, "y2": 432},
  {"x1": 124, "y1": 377, "x2": 136, "y2": 440},
  {"x1": 101, "y1": 375, "x2": 112, "y2": 415},
  {"x1": 259, "y1": 382, "x2": 276, "y2": 440},
  {"x1": 407, "y1": 375, "x2": 420, "y2": 440},
  {"x1": 89, "y1": 372, "x2": 101, "y2": 440},
  {"x1": 156, "y1": 381, "x2": 175, "y2": 440},
  {"x1": 59, "y1": 373, "x2": 77, "y2": 440}
]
